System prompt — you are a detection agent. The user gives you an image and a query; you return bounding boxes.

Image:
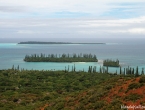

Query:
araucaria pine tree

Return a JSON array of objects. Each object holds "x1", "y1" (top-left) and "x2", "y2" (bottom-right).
[
  {"x1": 132, "y1": 68, "x2": 134, "y2": 75},
  {"x1": 65, "y1": 66, "x2": 66, "y2": 73},
  {"x1": 120, "y1": 67, "x2": 122, "y2": 75},
  {"x1": 100, "y1": 66, "x2": 102, "y2": 73},
  {"x1": 141, "y1": 68, "x2": 144, "y2": 75},
  {"x1": 74, "y1": 64, "x2": 76, "y2": 72},
  {"x1": 135, "y1": 66, "x2": 139, "y2": 77},
  {"x1": 124, "y1": 68, "x2": 125, "y2": 76},
  {"x1": 68, "y1": 65, "x2": 69, "y2": 72},
  {"x1": 106, "y1": 66, "x2": 108, "y2": 73}
]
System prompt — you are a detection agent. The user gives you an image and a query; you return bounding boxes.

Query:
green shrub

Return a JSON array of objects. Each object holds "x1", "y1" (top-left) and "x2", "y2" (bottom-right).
[
  {"x1": 93, "y1": 101, "x2": 106, "y2": 109},
  {"x1": 106, "y1": 99, "x2": 124, "y2": 110},
  {"x1": 53, "y1": 102, "x2": 65, "y2": 110},
  {"x1": 75, "y1": 103, "x2": 86, "y2": 110},
  {"x1": 42, "y1": 96, "x2": 51, "y2": 101},
  {"x1": 105, "y1": 85, "x2": 113, "y2": 90},
  {"x1": 124, "y1": 93, "x2": 143, "y2": 102},
  {"x1": 13, "y1": 98, "x2": 19, "y2": 102},
  {"x1": 139, "y1": 76, "x2": 145, "y2": 83},
  {"x1": 128, "y1": 83, "x2": 141, "y2": 90},
  {"x1": 0, "y1": 103, "x2": 4, "y2": 107}
]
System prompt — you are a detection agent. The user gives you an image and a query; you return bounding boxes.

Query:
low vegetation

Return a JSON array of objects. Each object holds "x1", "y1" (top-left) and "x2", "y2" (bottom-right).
[{"x1": 0, "y1": 67, "x2": 145, "y2": 110}]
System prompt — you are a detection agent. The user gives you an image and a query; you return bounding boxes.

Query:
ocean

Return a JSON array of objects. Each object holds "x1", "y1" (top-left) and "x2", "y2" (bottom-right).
[{"x1": 0, "y1": 38, "x2": 145, "y2": 73}]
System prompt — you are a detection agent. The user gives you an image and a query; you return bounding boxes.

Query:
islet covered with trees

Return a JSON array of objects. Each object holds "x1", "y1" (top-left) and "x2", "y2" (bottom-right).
[
  {"x1": 24, "y1": 53, "x2": 98, "y2": 62},
  {"x1": 103, "y1": 59, "x2": 120, "y2": 67}
]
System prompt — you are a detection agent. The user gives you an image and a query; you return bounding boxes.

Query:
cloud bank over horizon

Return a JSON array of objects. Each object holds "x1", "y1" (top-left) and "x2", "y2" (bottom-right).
[{"x1": 0, "y1": 0, "x2": 145, "y2": 39}]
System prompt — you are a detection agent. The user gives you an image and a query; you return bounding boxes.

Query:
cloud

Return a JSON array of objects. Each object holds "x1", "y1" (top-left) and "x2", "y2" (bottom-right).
[
  {"x1": 0, "y1": 0, "x2": 145, "y2": 39},
  {"x1": 128, "y1": 28, "x2": 145, "y2": 34},
  {"x1": 0, "y1": 6, "x2": 27, "y2": 13},
  {"x1": 109, "y1": 28, "x2": 145, "y2": 34},
  {"x1": 0, "y1": 0, "x2": 145, "y2": 18},
  {"x1": 17, "y1": 30, "x2": 38, "y2": 34},
  {"x1": 0, "y1": 16, "x2": 145, "y2": 39}
]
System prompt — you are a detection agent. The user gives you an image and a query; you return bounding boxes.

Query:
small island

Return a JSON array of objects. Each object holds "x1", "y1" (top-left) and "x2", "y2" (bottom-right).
[
  {"x1": 18, "y1": 41, "x2": 105, "y2": 44},
  {"x1": 24, "y1": 53, "x2": 98, "y2": 62},
  {"x1": 103, "y1": 59, "x2": 120, "y2": 67}
]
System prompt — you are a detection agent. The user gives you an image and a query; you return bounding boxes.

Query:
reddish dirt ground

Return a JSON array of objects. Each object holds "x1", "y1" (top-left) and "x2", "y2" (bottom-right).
[
  {"x1": 39, "y1": 104, "x2": 49, "y2": 110},
  {"x1": 101, "y1": 77, "x2": 145, "y2": 110},
  {"x1": 39, "y1": 77, "x2": 145, "y2": 110}
]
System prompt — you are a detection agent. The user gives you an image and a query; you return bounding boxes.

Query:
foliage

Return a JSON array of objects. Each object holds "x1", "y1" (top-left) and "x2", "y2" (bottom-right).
[
  {"x1": 139, "y1": 76, "x2": 145, "y2": 83},
  {"x1": 0, "y1": 69, "x2": 112, "y2": 110},
  {"x1": 0, "y1": 68, "x2": 144, "y2": 110},
  {"x1": 128, "y1": 83, "x2": 142, "y2": 90},
  {"x1": 124, "y1": 93, "x2": 143, "y2": 102},
  {"x1": 106, "y1": 99, "x2": 124, "y2": 110}
]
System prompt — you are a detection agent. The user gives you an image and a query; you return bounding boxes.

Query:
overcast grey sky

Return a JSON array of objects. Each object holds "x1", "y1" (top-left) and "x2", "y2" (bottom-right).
[{"x1": 0, "y1": 0, "x2": 145, "y2": 40}]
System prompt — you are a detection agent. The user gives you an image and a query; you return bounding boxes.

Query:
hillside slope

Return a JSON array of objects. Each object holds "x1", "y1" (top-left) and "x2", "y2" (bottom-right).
[
  {"x1": 43, "y1": 76, "x2": 145, "y2": 110},
  {"x1": 0, "y1": 69, "x2": 145, "y2": 110}
]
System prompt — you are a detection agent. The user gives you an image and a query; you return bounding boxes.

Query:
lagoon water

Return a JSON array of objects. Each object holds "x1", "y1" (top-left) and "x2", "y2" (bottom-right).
[{"x1": 0, "y1": 38, "x2": 145, "y2": 73}]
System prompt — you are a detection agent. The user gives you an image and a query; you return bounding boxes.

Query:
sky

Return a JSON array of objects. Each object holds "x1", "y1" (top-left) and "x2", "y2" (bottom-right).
[{"x1": 0, "y1": 0, "x2": 145, "y2": 41}]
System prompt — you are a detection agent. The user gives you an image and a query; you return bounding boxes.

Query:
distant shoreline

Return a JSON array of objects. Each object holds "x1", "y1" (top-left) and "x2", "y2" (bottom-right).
[{"x1": 18, "y1": 41, "x2": 105, "y2": 44}]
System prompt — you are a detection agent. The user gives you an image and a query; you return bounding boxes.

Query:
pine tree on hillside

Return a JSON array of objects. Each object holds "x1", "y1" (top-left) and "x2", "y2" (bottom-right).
[
  {"x1": 141, "y1": 68, "x2": 144, "y2": 75},
  {"x1": 120, "y1": 67, "x2": 122, "y2": 75},
  {"x1": 74, "y1": 64, "x2": 76, "y2": 72},
  {"x1": 135, "y1": 66, "x2": 139, "y2": 77},
  {"x1": 100, "y1": 66, "x2": 102, "y2": 73}
]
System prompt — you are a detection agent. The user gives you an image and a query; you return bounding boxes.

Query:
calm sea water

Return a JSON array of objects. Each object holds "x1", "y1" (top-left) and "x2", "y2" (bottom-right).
[{"x1": 0, "y1": 38, "x2": 145, "y2": 73}]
